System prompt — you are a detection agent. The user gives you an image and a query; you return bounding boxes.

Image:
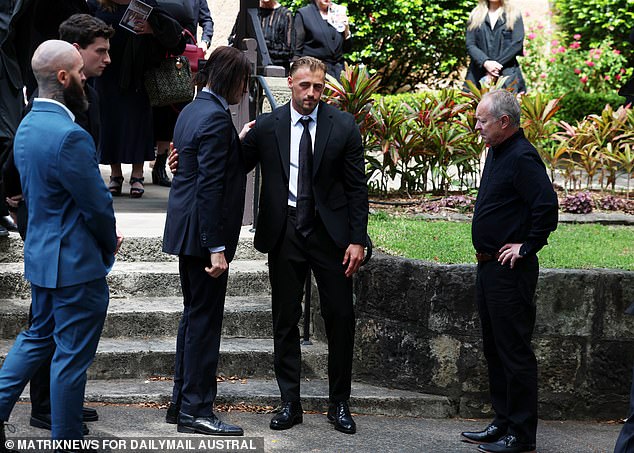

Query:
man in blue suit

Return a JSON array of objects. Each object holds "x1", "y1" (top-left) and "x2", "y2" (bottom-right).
[
  {"x1": 0, "y1": 40, "x2": 118, "y2": 449},
  {"x1": 163, "y1": 46, "x2": 250, "y2": 436}
]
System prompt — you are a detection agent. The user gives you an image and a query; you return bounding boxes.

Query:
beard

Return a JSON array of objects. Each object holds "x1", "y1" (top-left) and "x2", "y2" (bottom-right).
[{"x1": 63, "y1": 77, "x2": 89, "y2": 115}]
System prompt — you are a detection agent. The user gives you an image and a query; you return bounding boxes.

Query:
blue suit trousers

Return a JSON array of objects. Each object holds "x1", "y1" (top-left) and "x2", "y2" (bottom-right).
[{"x1": 0, "y1": 278, "x2": 108, "y2": 439}]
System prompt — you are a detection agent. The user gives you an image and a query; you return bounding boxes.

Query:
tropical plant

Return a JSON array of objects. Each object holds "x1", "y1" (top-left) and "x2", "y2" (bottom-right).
[{"x1": 324, "y1": 63, "x2": 382, "y2": 140}]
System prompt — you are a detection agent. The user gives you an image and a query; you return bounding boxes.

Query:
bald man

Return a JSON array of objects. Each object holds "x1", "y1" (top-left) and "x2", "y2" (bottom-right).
[{"x1": 0, "y1": 40, "x2": 118, "y2": 451}]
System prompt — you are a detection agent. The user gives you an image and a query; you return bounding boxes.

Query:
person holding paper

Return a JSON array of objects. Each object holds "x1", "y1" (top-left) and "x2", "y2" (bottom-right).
[{"x1": 294, "y1": 0, "x2": 351, "y2": 78}]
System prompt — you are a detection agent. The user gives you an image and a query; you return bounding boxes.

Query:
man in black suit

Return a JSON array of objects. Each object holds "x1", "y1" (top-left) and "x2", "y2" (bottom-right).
[
  {"x1": 162, "y1": 46, "x2": 251, "y2": 436},
  {"x1": 242, "y1": 56, "x2": 368, "y2": 435}
]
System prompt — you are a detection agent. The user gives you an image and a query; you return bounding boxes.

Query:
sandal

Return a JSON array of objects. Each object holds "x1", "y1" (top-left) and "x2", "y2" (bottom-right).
[
  {"x1": 108, "y1": 176, "x2": 124, "y2": 196},
  {"x1": 129, "y1": 176, "x2": 145, "y2": 199}
]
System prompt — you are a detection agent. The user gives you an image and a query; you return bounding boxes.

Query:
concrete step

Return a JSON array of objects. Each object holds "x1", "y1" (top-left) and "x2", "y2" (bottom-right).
[
  {"x1": 0, "y1": 337, "x2": 328, "y2": 381},
  {"x1": 0, "y1": 296, "x2": 273, "y2": 340},
  {"x1": 0, "y1": 260, "x2": 271, "y2": 299},
  {"x1": 0, "y1": 234, "x2": 266, "y2": 263},
  {"x1": 19, "y1": 377, "x2": 455, "y2": 418}
]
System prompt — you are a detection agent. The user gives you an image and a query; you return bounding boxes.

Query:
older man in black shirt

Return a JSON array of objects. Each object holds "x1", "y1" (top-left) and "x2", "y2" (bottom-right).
[{"x1": 461, "y1": 90, "x2": 558, "y2": 453}]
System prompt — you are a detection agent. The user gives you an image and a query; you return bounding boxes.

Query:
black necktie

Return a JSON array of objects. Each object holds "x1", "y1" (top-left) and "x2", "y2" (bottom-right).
[{"x1": 296, "y1": 117, "x2": 314, "y2": 237}]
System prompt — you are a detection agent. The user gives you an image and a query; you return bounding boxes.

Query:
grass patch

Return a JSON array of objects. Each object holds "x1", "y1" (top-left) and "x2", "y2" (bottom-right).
[{"x1": 368, "y1": 213, "x2": 634, "y2": 270}]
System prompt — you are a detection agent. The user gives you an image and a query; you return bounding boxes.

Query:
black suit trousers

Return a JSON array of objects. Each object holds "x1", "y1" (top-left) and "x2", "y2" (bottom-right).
[
  {"x1": 171, "y1": 255, "x2": 228, "y2": 416},
  {"x1": 476, "y1": 255, "x2": 539, "y2": 444},
  {"x1": 268, "y1": 211, "x2": 355, "y2": 403}
]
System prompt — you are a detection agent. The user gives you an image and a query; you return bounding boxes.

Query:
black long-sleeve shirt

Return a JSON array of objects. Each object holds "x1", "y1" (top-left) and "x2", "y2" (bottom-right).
[{"x1": 472, "y1": 129, "x2": 558, "y2": 256}]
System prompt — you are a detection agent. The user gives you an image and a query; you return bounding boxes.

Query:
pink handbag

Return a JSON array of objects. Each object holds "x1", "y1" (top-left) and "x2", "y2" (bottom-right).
[{"x1": 182, "y1": 29, "x2": 205, "y2": 72}]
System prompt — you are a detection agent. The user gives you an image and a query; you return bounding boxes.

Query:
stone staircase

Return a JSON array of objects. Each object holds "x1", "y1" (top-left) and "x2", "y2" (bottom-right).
[{"x1": 0, "y1": 227, "x2": 454, "y2": 418}]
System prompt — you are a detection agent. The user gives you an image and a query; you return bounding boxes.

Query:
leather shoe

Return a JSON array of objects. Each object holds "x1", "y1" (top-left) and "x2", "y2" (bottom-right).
[
  {"x1": 270, "y1": 401, "x2": 303, "y2": 430},
  {"x1": 0, "y1": 216, "x2": 17, "y2": 232},
  {"x1": 327, "y1": 401, "x2": 356, "y2": 434},
  {"x1": 177, "y1": 412, "x2": 243, "y2": 436},
  {"x1": 82, "y1": 406, "x2": 98, "y2": 422},
  {"x1": 462, "y1": 423, "x2": 506, "y2": 444},
  {"x1": 478, "y1": 434, "x2": 536, "y2": 453},
  {"x1": 30, "y1": 412, "x2": 89, "y2": 435},
  {"x1": 165, "y1": 402, "x2": 179, "y2": 424}
]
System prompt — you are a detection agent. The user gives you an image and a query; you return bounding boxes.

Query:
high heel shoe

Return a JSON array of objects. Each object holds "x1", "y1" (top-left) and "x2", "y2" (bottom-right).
[
  {"x1": 152, "y1": 153, "x2": 171, "y2": 187},
  {"x1": 129, "y1": 176, "x2": 145, "y2": 198},
  {"x1": 108, "y1": 176, "x2": 124, "y2": 196}
]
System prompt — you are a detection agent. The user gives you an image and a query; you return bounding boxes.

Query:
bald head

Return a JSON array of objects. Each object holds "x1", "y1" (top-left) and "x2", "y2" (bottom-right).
[{"x1": 32, "y1": 40, "x2": 84, "y2": 97}]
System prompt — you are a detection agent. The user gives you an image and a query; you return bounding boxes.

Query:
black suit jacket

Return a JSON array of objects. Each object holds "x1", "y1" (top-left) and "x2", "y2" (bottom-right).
[
  {"x1": 294, "y1": 3, "x2": 351, "y2": 66},
  {"x1": 163, "y1": 91, "x2": 246, "y2": 262},
  {"x1": 242, "y1": 101, "x2": 368, "y2": 252}
]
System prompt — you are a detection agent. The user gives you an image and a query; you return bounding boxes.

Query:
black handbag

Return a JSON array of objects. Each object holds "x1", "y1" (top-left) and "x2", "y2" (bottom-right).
[{"x1": 144, "y1": 55, "x2": 194, "y2": 107}]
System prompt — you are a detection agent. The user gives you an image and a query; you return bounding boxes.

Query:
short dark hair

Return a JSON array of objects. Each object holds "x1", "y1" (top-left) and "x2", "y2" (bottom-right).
[
  {"x1": 289, "y1": 56, "x2": 326, "y2": 77},
  {"x1": 59, "y1": 14, "x2": 114, "y2": 49},
  {"x1": 195, "y1": 46, "x2": 251, "y2": 100}
]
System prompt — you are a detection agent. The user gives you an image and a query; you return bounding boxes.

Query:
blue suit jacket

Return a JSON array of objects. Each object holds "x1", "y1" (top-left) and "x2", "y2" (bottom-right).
[
  {"x1": 163, "y1": 91, "x2": 246, "y2": 262},
  {"x1": 13, "y1": 100, "x2": 117, "y2": 288}
]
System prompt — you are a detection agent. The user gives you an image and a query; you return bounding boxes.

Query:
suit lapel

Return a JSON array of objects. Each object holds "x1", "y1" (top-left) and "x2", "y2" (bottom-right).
[
  {"x1": 309, "y1": 4, "x2": 339, "y2": 55},
  {"x1": 275, "y1": 104, "x2": 292, "y2": 182},
  {"x1": 313, "y1": 102, "x2": 332, "y2": 175}
]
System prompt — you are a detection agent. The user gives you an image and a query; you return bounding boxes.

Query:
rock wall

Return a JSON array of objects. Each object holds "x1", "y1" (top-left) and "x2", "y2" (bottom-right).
[{"x1": 339, "y1": 253, "x2": 634, "y2": 420}]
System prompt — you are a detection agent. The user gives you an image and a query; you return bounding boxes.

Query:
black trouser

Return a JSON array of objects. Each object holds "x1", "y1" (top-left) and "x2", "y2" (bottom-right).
[
  {"x1": 475, "y1": 255, "x2": 539, "y2": 444},
  {"x1": 171, "y1": 255, "x2": 228, "y2": 416},
  {"x1": 268, "y1": 211, "x2": 355, "y2": 403}
]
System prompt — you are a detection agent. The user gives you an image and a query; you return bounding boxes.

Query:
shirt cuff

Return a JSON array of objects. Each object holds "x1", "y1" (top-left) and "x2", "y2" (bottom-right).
[{"x1": 209, "y1": 246, "x2": 225, "y2": 253}]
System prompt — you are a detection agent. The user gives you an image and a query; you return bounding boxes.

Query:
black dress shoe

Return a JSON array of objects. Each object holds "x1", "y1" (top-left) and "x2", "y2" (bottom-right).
[
  {"x1": 477, "y1": 434, "x2": 536, "y2": 453},
  {"x1": 82, "y1": 406, "x2": 98, "y2": 422},
  {"x1": 0, "y1": 216, "x2": 17, "y2": 232},
  {"x1": 269, "y1": 401, "x2": 303, "y2": 430},
  {"x1": 165, "y1": 402, "x2": 179, "y2": 424},
  {"x1": 30, "y1": 412, "x2": 89, "y2": 435},
  {"x1": 462, "y1": 423, "x2": 506, "y2": 444},
  {"x1": 327, "y1": 401, "x2": 356, "y2": 434},
  {"x1": 177, "y1": 412, "x2": 243, "y2": 436}
]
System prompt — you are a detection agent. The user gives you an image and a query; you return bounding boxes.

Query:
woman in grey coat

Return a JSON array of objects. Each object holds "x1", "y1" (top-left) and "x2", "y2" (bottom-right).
[{"x1": 465, "y1": 0, "x2": 526, "y2": 93}]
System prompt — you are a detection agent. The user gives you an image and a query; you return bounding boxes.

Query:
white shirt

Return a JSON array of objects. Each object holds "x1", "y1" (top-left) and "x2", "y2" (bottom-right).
[
  {"x1": 488, "y1": 9, "x2": 501, "y2": 29},
  {"x1": 34, "y1": 98, "x2": 75, "y2": 122},
  {"x1": 288, "y1": 104, "x2": 318, "y2": 207}
]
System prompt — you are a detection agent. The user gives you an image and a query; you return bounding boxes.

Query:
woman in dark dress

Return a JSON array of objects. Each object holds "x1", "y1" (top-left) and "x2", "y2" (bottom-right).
[
  {"x1": 294, "y1": 0, "x2": 351, "y2": 79},
  {"x1": 465, "y1": 0, "x2": 526, "y2": 93},
  {"x1": 88, "y1": 0, "x2": 185, "y2": 198}
]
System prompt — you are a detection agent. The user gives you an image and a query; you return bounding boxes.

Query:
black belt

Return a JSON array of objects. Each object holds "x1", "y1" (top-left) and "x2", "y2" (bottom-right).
[{"x1": 475, "y1": 252, "x2": 501, "y2": 263}]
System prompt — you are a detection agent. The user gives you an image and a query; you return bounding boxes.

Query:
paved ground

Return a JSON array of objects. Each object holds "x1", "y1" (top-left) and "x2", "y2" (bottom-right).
[{"x1": 3, "y1": 403, "x2": 624, "y2": 453}]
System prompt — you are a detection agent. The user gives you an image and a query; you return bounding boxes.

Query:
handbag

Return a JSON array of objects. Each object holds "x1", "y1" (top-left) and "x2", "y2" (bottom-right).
[
  {"x1": 144, "y1": 55, "x2": 194, "y2": 107},
  {"x1": 182, "y1": 29, "x2": 205, "y2": 72}
]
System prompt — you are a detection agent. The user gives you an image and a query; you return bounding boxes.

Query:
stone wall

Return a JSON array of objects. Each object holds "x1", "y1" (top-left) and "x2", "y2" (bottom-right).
[{"x1": 338, "y1": 253, "x2": 634, "y2": 420}]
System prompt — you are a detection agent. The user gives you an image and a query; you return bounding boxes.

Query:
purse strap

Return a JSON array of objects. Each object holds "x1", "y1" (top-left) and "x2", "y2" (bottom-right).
[{"x1": 182, "y1": 28, "x2": 197, "y2": 45}]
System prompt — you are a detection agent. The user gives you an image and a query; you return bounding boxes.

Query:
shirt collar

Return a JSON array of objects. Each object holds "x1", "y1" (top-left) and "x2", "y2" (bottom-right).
[
  {"x1": 33, "y1": 98, "x2": 75, "y2": 122},
  {"x1": 492, "y1": 128, "x2": 524, "y2": 155},
  {"x1": 202, "y1": 87, "x2": 229, "y2": 110},
  {"x1": 290, "y1": 102, "x2": 319, "y2": 126}
]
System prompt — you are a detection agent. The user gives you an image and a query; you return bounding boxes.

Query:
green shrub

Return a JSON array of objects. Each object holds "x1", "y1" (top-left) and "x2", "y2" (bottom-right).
[
  {"x1": 556, "y1": 91, "x2": 625, "y2": 124},
  {"x1": 551, "y1": 0, "x2": 634, "y2": 61},
  {"x1": 521, "y1": 21, "x2": 631, "y2": 96}
]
